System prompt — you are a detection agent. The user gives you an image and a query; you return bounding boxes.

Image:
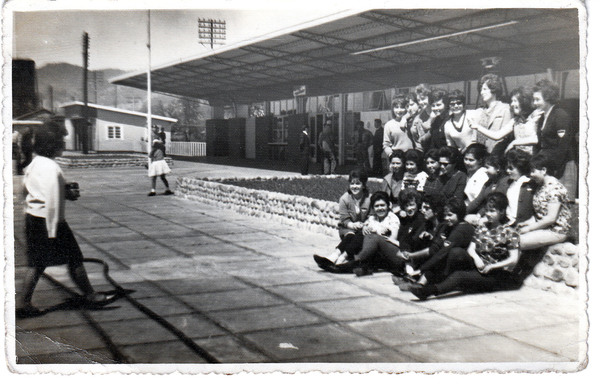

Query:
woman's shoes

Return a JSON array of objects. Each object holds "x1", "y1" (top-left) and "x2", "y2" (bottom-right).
[
  {"x1": 313, "y1": 254, "x2": 334, "y2": 270},
  {"x1": 84, "y1": 292, "x2": 119, "y2": 307},
  {"x1": 353, "y1": 266, "x2": 373, "y2": 277},
  {"x1": 313, "y1": 254, "x2": 355, "y2": 273},
  {"x1": 408, "y1": 284, "x2": 433, "y2": 301},
  {"x1": 16, "y1": 304, "x2": 43, "y2": 318},
  {"x1": 164, "y1": 190, "x2": 174, "y2": 195}
]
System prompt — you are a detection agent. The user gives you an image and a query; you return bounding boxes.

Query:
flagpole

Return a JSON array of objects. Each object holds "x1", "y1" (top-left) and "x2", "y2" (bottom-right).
[{"x1": 147, "y1": 9, "x2": 152, "y2": 156}]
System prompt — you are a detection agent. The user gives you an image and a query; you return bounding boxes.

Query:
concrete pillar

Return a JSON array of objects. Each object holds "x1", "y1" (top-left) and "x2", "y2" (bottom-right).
[{"x1": 338, "y1": 93, "x2": 345, "y2": 166}]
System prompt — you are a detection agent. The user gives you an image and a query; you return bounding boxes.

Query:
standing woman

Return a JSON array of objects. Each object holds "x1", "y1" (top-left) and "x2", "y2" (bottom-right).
[
  {"x1": 410, "y1": 84, "x2": 434, "y2": 152},
  {"x1": 418, "y1": 89, "x2": 450, "y2": 152},
  {"x1": 532, "y1": 79, "x2": 576, "y2": 199},
  {"x1": 17, "y1": 120, "x2": 117, "y2": 317},
  {"x1": 148, "y1": 139, "x2": 174, "y2": 196},
  {"x1": 519, "y1": 153, "x2": 572, "y2": 250},
  {"x1": 444, "y1": 89, "x2": 478, "y2": 153},
  {"x1": 475, "y1": 73, "x2": 512, "y2": 156},
  {"x1": 462, "y1": 143, "x2": 489, "y2": 206},
  {"x1": 383, "y1": 95, "x2": 415, "y2": 158},
  {"x1": 469, "y1": 87, "x2": 539, "y2": 154}
]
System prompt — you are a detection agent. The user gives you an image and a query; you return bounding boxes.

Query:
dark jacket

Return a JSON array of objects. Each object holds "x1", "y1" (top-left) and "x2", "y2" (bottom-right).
[
  {"x1": 439, "y1": 170, "x2": 468, "y2": 202},
  {"x1": 467, "y1": 175, "x2": 511, "y2": 214},
  {"x1": 535, "y1": 106, "x2": 573, "y2": 177},
  {"x1": 514, "y1": 180, "x2": 536, "y2": 225}
]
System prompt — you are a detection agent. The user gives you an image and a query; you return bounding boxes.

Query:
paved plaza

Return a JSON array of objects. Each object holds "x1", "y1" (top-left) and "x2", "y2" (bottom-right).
[{"x1": 8, "y1": 160, "x2": 585, "y2": 371}]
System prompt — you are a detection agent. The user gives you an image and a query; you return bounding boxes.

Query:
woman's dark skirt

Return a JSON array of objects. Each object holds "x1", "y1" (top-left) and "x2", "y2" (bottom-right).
[{"x1": 25, "y1": 214, "x2": 84, "y2": 268}]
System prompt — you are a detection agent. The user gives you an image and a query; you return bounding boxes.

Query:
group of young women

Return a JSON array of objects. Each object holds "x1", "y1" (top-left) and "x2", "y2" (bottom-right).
[{"x1": 314, "y1": 75, "x2": 576, "y2": 301}]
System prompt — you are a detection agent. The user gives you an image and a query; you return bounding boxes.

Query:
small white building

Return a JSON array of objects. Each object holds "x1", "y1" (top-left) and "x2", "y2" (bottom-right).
[{"x1": 60, "y1": 102, "x2": 177, "y2": 153}]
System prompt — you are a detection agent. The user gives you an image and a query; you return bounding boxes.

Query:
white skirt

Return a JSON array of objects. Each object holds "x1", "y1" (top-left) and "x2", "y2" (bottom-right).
[{"x1": 148, "y1": 159, "x2": 171, "y2": 177}]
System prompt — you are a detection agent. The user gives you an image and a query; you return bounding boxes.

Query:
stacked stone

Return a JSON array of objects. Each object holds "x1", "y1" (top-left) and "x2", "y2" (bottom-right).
[
  {"x1": 56, "y1": 156, "x2": 173, "y2": 168},
  {"x1": 523, "y1": 242, "x2": 579, "y2": 295}
]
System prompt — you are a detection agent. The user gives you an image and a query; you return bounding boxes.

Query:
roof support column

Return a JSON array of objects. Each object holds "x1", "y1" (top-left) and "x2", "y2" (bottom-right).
[{"x1": 338, "y1": 93, "x2": 345, "y2": 166}]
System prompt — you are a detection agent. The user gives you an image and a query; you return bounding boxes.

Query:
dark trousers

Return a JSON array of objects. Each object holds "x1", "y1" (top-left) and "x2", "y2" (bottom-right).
[
  {"x1": 300, "y1": 153, "x2": 310, "y2": 175},
  {"x1": 421, "y1": 247, "x2": 475, "y2": 284},
  {"x1": 434, "y1": 268, "x2": 518, "y2": 295},
  {"x1": 337, "y1": 232, "x2": 365, "y2": 259},
  {"x1": 354, "y1": 234, "x2": 405, "y2": 272}
]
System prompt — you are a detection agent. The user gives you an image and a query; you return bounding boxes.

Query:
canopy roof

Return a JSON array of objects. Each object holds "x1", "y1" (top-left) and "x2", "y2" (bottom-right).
[{"x1": 111, "y1": 8, "x2": 580, "y2": 105}]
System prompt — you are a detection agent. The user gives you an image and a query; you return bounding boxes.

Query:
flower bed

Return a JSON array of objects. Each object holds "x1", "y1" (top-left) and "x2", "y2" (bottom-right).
[{"x1": 56, "y1": 154, "x2": 173, "y2": 169}]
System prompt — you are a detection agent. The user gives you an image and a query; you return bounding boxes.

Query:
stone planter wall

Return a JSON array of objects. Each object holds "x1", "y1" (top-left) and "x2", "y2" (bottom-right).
[
  {"x1": 177, "y1": 176, "x2": 340, "y2": 237},
  {"x1": 56, "y1": 155, "x2": 173, "y2": 169},
  {"x1": 176, "y1": 176, "x2": 580, "y2": 293}
]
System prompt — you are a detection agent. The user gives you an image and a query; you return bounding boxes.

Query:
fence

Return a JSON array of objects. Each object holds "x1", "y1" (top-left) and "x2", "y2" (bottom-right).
[{"x1": 167, "y1": 141, "x2": 206, "y2": 157}]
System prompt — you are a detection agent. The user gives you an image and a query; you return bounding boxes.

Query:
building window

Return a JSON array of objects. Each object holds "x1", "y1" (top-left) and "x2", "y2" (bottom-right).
[{"x1": 107, "y1": 125, "x2": 122, "y2": 139}]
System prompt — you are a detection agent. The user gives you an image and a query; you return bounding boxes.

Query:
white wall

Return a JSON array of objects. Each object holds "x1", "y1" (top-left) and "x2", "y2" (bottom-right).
[
  {"x1": 95, "y1": 118, "x2": 147, "y2": 152},
  {"x1": 360, "y1": 111, "x2": 393, "y2": 133}
]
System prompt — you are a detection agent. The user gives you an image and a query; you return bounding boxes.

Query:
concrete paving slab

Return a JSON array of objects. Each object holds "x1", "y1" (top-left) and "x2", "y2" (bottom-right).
[
  {"x1": 396, "y1": 333, "x2": 571, "y2": 363},
  {"x1": 206, "y1": 304, "x2": 325, "y2": 333},
  {"x1": 240, "y1": 268, "x2": 329, "y2": 287},
  {"x1": 15, "y1": 309, "x2": 89, "y2": 331},
  {"x1": 242, "y1": 324, "x2": 381, "y2": 361},
  {"x1": 192, "y1": 335, "x2": 270, "y2": 363},
  {"x1": 502, "y1": 321, "x2": 582, "y2": 361},
  {"x1": 161, "y1": 313, "x2": 227, "y2": 339},
  {"x1": 266, "y1": 281, "x2": 371, "y2": 303},
  {"x1": 296, "y1": 347, "x2": 415, "y2": 363},
  {"x1": 84, "y1": 302, "x2": 148, "y2": 322},
  {"x1": 152, "y1": 277, "x2": 251, "y2": 295},
  {"x1": 437, "y1": 302, "x2": 575, "y2": 332},
  {"x1": 22, "y1": 325, "x2": 108, "y2": 355},
  {"x1": 133, "y1": 296, "x2": 196, "y2": 316},
  {"x1": 119, "y1": 340, "x2": 210, "y2": 363},
  {"x1": 98, "y1": 318, "x2": 180, "y2": 346},
  {"x1": 178, "y1": 288, "x2": 287, "y2": 312},
  {"x1": 347, "y1": 313, "x2": 487, "y2": 347},
  {"x1": 305, "y1": 296, "x2": 427, "y2": 322},
  {"x1": 17, "y1": 348, "x2": 118, "y2": 364}
]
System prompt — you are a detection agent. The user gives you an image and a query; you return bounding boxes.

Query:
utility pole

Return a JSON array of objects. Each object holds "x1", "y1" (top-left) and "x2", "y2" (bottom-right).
[
  {"x1": 48, "y1": 85, "x2": 54, "y2": 113},
  {"x1": 82, "y1": 32, "x2": 89, "y2": 154}
]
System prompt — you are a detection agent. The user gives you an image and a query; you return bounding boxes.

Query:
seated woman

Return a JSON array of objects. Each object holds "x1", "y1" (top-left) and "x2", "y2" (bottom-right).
[
  {"x1": 313, "y1": 168, "x2": 370, "y2": 268},
  {"x1": 408, "y1": 193, "x2": 522, "y2": 300},
  {"x1": 397, "y1": 197, "x2": 475, "y2": 285},
  {"x1": 466, "y1": 153, "x2": 511, "y2": 220},
  {"x1": 468, "y1": 86, "x2": 539, "y2": 155},
  {"x1": 396, "y1": 189, "x2": 427, "y2": 252},
  {"x1": 462, "y1": 143, "x2": 489, "y2": 206},
  {"x1": 504, "y1": 149, "x2": 536, "y2": 226},
  {"x1": 519, "y1": 153, "x2": 572, "y2": 250},
  {"x1": 380, "y1": 151, "x2": 405, "y2": 214},
  {"x1": 401, "y1": 149, "x2": 429, "y2": 192},
  {"x1": 422, "y1": 148, "x2": 443, "y2": 198},
  {"x1": 437, "y1": 146, "x2": 468, "y2": 201},
  {"x1": 317, "y1": 191, "x2": 399, "y2": 273}
]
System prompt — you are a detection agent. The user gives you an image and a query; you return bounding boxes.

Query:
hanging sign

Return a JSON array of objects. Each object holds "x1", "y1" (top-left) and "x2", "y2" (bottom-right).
[{"x1": 293, "y1": 85, "x2": 306, "y2": 97}]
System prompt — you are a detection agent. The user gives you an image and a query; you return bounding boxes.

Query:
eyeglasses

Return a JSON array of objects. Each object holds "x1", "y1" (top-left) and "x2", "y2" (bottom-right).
[
  {"x1": 449, "y1": 101, "x2": 463, "y2": 107},
  {"x1": 439, "y1": 162, "x2": 451, "y2": 166}
]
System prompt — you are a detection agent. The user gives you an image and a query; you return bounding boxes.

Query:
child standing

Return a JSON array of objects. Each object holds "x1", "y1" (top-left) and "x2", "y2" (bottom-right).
[{"x1": 148, "y1": 139, "x2": 174, "y2": 196}]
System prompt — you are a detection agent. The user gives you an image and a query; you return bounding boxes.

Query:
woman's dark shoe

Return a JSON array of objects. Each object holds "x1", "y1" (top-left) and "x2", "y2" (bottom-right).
[
  {"x1": 409, "y1": 284, "x2": 432, "y2": 301},
  {"x1": 353, "y1": 266, "x2": 373, "y2": 277},
  {"x1": 84, "y1": 292, "x2": 119, "y2": 307},
  {"x1": 164, "y1": 190, "x2": 174, "y2": 195},
  {"x1": 313, "y1": 254, "x2": 334, "y2": 270},
  {"x1": 16, "y1": 305, "x2": 43, "y2": 318}
]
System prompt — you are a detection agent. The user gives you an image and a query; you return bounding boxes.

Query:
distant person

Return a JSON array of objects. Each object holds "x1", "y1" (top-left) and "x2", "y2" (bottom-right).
[
  {"x1": 318, "y1": 123, "x2": 337, "y2": 175},
  {"x1": 148, "y1": 139, "x2": 174, "y2": 196},
  {"x1": 354, "y1": 120, "x2": 373, "y2": 172},
  {"x1": 16, "y1": 120, "x2": 117, "y2": 318},
  {"x1": 158, "y1": 127, "x2": 167, "y2": 155},
  {"x1": 299, "y1": 125, "x2": 310, "y2": 175},
  {"x1": 372, "y1": 119, "x2": 385, "y2": 176}
]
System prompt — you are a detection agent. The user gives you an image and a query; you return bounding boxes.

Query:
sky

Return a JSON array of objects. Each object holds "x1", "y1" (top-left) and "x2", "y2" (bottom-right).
[{"x1": 10, "y1": 2, "x2": 353, "y2": 72}]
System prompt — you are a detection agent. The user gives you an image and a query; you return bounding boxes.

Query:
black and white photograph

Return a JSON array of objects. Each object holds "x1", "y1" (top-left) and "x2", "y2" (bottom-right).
[{"x1": 2, "y1": 0, "x2": 593, "y2": 376}]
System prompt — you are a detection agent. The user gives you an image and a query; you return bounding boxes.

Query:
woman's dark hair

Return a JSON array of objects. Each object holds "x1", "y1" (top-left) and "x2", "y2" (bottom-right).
[
  {"x1": 33, "y1": 119, "x2": 67, "y2": 158},
  {"x1": 505, "y1": 148, "x2": 532, "y2": 176},
  {"x1": 422, "y1": 193, "x2": 445, "y2": 221},
  {"x1": 430, "y1": 88, "x2": 449, "y2": 107},
  {"x1": 415, "y1": 83, "x2": 432, "y2": 103},
  {"x1": 369, "y1": 191, "x2": 392, "y2": 210},
  {"x1": 510, "y1": 87, "x2": 535, "y2": 120},
  {"x1": 484, "y1": 152, "x2": 506, "y2": 172},
  {"x1": 389, "y1": 150, "x2": 405, "y2": 162},
  {"x1": 530, "y1": 153, "x2": 553, "y2": 172},
  {"x1": 479, "y1": 73, "x2": 504, "y2": 99},
  {"x1": 347, "y1": 168, "x2": 370, "y2": 206},
  {"x1": 391, "y1": 94, "x2": 408, "y2": 117},
  {"x1": 424, "y1": 148, "x2": 440, "y2": 162},
  {"x1": 532, "y1": 79, "x2": 560, "y2": 105},
  {"x1": 438, "y1": 146, "x2": 461, "y2": 165},
  {"x1": 448, "y1": 89, "x2": 466, "y2": 105},
  {"x1": 399, "y1": 188, "x2": 422, "y2": 211},
  {"x1": 464, "y1": 143, "x2": 488, "y2": 163},
  {"x1": 485, "y1": 192, "x2": 510, "y2": 224},
  {"x1": 444, "y1": 197, "x2": 467, "y2": 221},
  {"x1": 404, "y1": 149, "x2": 423, "y2": 169}
]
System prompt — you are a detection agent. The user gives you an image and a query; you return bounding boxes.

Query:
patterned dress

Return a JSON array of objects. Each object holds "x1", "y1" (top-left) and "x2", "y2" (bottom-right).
[
  {"x1": 532, "y1": 176, "x2": 572, "y2": 235},
  {"x1": 473, "y1": 222, "x2": 520, "y2": 270}
]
